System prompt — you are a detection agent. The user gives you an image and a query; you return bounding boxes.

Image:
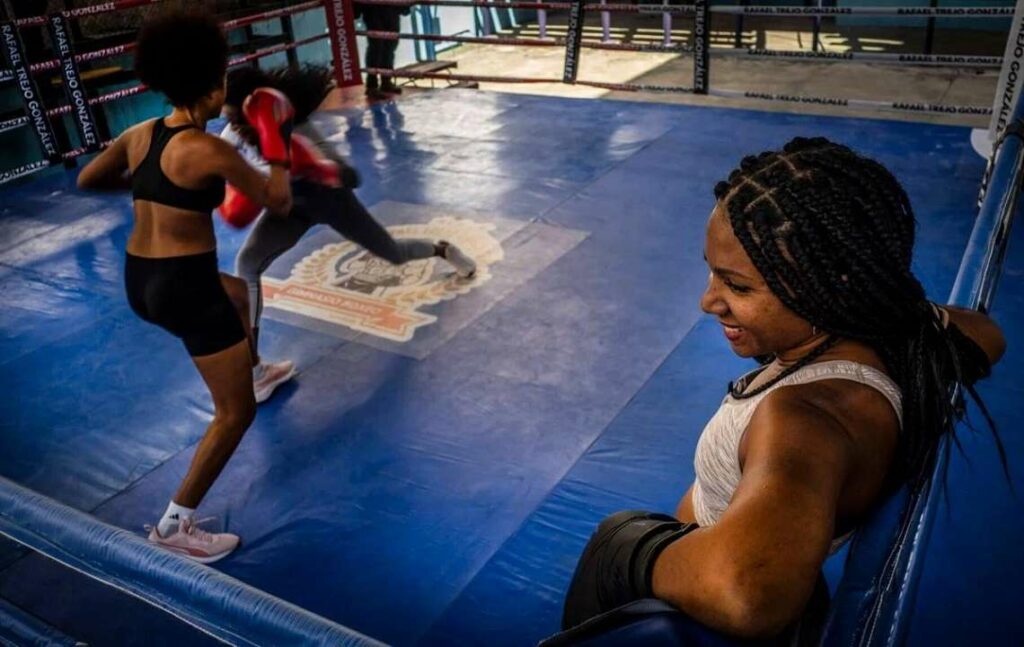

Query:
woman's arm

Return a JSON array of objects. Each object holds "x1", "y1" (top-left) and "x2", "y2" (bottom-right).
[
  {"x1": 651, "y1": 392, "x2": 853, "y2": 638},
  {"x1": 77, "y1": 134, "x2": 130, "y2": 191},
  {"x1": 674, "y1": 483, "x2": 696, "y2": 523},
  {"x1": 195, "y1": 136, "x2": 292, "y2": 214},
  {"x1": 942, "y1": 305, "x2": 1006, "y2": 366}
]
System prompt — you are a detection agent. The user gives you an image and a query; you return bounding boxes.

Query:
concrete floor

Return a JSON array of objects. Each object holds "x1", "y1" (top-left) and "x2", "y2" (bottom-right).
[{"x1": 418, "y1": 14, "x2": 1009, "y2": 127}]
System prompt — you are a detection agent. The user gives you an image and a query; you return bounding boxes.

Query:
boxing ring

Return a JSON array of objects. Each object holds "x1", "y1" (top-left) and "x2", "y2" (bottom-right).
[{"x1": 1, "y1": 0, "x2": 1022, "y2": 645}]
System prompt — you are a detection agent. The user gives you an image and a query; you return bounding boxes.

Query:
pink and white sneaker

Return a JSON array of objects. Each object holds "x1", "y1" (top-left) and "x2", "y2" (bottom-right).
[
  {"x1": 146, "y1": 517, "x2": 240, "y2": 564},
  {"x1": 253, "y1": 359, "x2": 297, "y2": 404}
]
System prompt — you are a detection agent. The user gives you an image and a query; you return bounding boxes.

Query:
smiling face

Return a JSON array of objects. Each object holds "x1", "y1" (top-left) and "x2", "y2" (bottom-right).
[{"x1": 700, "y1": 204, "x2": 817, "y2": 359}]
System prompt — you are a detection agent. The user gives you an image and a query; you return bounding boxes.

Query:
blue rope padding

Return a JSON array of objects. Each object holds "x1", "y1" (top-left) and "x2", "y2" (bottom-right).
[
  {"x1": 0, "y1": 596, "x2": 82, "y2": 647},
  {"x1": 857, "y1": 78, "x2": 1024, "y2": 647},
  {"x1": 0, "y1": 476, "x2": 386, "y2": 647},
  {"x1": 953, "y1": 121, "x2": 1024, "y2": 313}
]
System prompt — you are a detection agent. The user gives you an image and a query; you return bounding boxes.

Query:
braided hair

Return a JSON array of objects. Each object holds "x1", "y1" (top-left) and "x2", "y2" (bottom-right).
[
  {"x1": 269, "y1": 64, "x2": 336, "y2": 125},
  {"x1": 225, "y1": 64, "x2": 335, "y2": 125},
  {"x1": 715, "y1": 136, "x2": 1002, "y2": 485}
]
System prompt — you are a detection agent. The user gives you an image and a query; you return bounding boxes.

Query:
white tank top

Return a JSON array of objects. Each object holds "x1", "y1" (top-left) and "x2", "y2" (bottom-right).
[{"x1": 692, "y1": 360, "x2": 903, "y2": 553}]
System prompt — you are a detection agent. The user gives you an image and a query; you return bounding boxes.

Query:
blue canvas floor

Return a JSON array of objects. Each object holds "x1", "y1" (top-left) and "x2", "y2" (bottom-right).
[{"x1": 0, "y1": 89, "x2": 1020, "y2": 645}]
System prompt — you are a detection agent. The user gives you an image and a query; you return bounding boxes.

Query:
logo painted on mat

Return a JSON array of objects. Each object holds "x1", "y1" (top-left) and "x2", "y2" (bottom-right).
[{"x1": 262, "y1": 217, "x2": 503, "y2": 342}]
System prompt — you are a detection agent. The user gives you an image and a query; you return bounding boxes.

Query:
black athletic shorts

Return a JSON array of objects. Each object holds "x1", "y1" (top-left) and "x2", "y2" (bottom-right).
[{"x1": 124, "y1": 251, "x2": 245, "y2": 357}]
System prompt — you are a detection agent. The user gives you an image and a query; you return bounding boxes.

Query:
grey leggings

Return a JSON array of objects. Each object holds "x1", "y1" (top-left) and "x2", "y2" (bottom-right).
[{"x1": 235, "y1": 180, "x2": 437, "y2": 330}]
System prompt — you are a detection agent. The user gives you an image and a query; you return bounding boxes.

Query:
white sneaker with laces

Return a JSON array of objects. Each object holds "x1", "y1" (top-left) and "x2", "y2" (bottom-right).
[
  {"x1": 146, "y1": 517, "x2": 240, "y2": 564},
  {"x1": 253, "y1": 360, "x2": 296, "y2": 404},
  {"x1": 439, "y1": 240, "x2": 476, "y2": 279}
]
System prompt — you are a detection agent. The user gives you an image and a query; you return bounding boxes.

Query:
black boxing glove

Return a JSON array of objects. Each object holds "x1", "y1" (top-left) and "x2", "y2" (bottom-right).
[{"x1": 562, "y1": 510, "x2": 699, "y2": 630}]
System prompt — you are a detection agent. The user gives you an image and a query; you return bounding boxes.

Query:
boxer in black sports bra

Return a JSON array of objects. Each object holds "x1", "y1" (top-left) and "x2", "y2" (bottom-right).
[
  {"x1": 124, "y1": 119, "x2": 242, "y2": 357},
  {"x1": 77, "y1": 10, "x2": 293, "y2": 563}
]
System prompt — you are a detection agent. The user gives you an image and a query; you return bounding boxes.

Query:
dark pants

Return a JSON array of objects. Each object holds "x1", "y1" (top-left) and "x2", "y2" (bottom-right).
[
  {"x1": 362, "y1": 7, "x2": 402, "y2": 89},
  {"x1": 235, "y1": 181, "x2": 437, "y2": 331}
]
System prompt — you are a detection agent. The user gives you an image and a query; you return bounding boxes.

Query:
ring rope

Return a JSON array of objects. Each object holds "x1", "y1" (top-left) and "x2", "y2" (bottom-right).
[
  {"x1": 716, "y1": 48, "x2": 1003, "y2": 68},
  {"x1": 355, "y1": 0, "x2": 1013, "y2": 17},
  {"x1": 1, "y1": 0, "x2": 1007, "y2": 183},
  {"x1": 360, "y1": 28, "x2": 997, "y2": 62},
  {"x1": 359, "y1": 29, "x2": 563, "y2": 47},
  {"x1": 365, "y1": 66, "x2": 558, "y2": 83},
  {"x1": 221, "y1": 0, "x2": 325, "y2": 30},
  {"x1": 369, "y1": 65, "x2": 992, "y2": 116},
  {"x1": 0, "y1": 1, "x2": 323, "y2": 86},
  {"x1": 12, "y1": 0, "x2": 167, "y2": 28},
  {"x1": 0, "y1": 30, "x2": 328, "y2": 184}
]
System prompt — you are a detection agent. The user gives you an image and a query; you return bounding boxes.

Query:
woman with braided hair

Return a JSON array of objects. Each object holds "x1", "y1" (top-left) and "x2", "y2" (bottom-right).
[{"x1": 561, "y1": 137, "x2": 1005, "y2": 641}]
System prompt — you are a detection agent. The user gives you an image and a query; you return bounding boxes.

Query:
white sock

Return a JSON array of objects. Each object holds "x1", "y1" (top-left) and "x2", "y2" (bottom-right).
[{"x1": 157, "y1": 501, "x2": 195, "y2": 538}]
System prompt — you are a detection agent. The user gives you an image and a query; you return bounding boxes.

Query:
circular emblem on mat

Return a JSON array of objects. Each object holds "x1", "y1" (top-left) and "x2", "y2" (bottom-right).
[{"x1": 262, "y1": 217, "x2": 503, "y2": 342}]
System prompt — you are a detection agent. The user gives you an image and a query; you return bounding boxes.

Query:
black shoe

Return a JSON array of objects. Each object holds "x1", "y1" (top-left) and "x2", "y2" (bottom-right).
[
  {"x1": 364, "y1": 74, "x2": 379, "y2": 95},
  {"x1": 381, "y1": 80, "x2": 403, "y2": 94}
]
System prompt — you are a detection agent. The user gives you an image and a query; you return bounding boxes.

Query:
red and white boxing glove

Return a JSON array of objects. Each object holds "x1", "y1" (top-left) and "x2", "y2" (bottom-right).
[
  {"x1": 218, "y1": 183, "x2": 262, "y2": 228},
  {"x1": 290, "y1": 133, "x2": 341, "y2": 187},
  {"x1": 242, "y1": 87, "x2": 294, "y2": 166}
]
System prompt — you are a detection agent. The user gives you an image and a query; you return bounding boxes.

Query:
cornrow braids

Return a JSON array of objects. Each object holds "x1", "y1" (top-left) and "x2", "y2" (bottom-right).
[{"x1": 716, "y1": 136, "x2": 1002, "y2": 484}]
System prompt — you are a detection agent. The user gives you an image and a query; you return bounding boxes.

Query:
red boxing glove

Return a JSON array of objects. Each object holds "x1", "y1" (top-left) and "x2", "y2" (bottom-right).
[
  {"x1": 218, "y1": 183, "x2": 263, "y2": 228},
  {"x1": 290, "y1": 133, "x2": 341, "y2": 187},
  {"x1": 242, "y1": 87, "x2": 294, "y2": 166}
]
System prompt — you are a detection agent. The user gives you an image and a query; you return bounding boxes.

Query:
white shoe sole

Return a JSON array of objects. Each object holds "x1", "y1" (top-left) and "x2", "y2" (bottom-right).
[
  {"x1": 441, "y1": 242, "x2": 477, "y2": 279},
  {"x1": 147, "y1": 538, "x2": 238, "y2": 564},
  {"x1": 254, "y1": 365, "x2": 298, "y2": 404}
]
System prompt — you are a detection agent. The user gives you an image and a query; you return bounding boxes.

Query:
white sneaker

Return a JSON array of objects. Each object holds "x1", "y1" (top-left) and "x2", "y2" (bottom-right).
[
  {"x1": 439, "y1": 240, "x2": 476, "y2": 279},
  {"x1": 146, "y1": 517, "x2": 240, "y2": 564},
  {"x1": 253, "y1": 360, "x2": 297, "y2": 404}
]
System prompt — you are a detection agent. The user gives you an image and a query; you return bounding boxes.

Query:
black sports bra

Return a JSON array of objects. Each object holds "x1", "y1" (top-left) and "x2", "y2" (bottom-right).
[{"x1": 131, "y1": 119, "x2": 225, "y2": 212}]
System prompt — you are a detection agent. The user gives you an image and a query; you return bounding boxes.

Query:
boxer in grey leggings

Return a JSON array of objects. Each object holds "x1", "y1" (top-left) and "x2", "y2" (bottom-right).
[{"x1": 222, "y1": 66, "x2": 476, "y2": 402}]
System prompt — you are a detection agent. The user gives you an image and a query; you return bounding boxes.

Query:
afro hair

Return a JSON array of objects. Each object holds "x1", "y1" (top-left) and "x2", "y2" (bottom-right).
[{"x1": 135, "y1": 10, "x2": 228, "y2": 107}]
